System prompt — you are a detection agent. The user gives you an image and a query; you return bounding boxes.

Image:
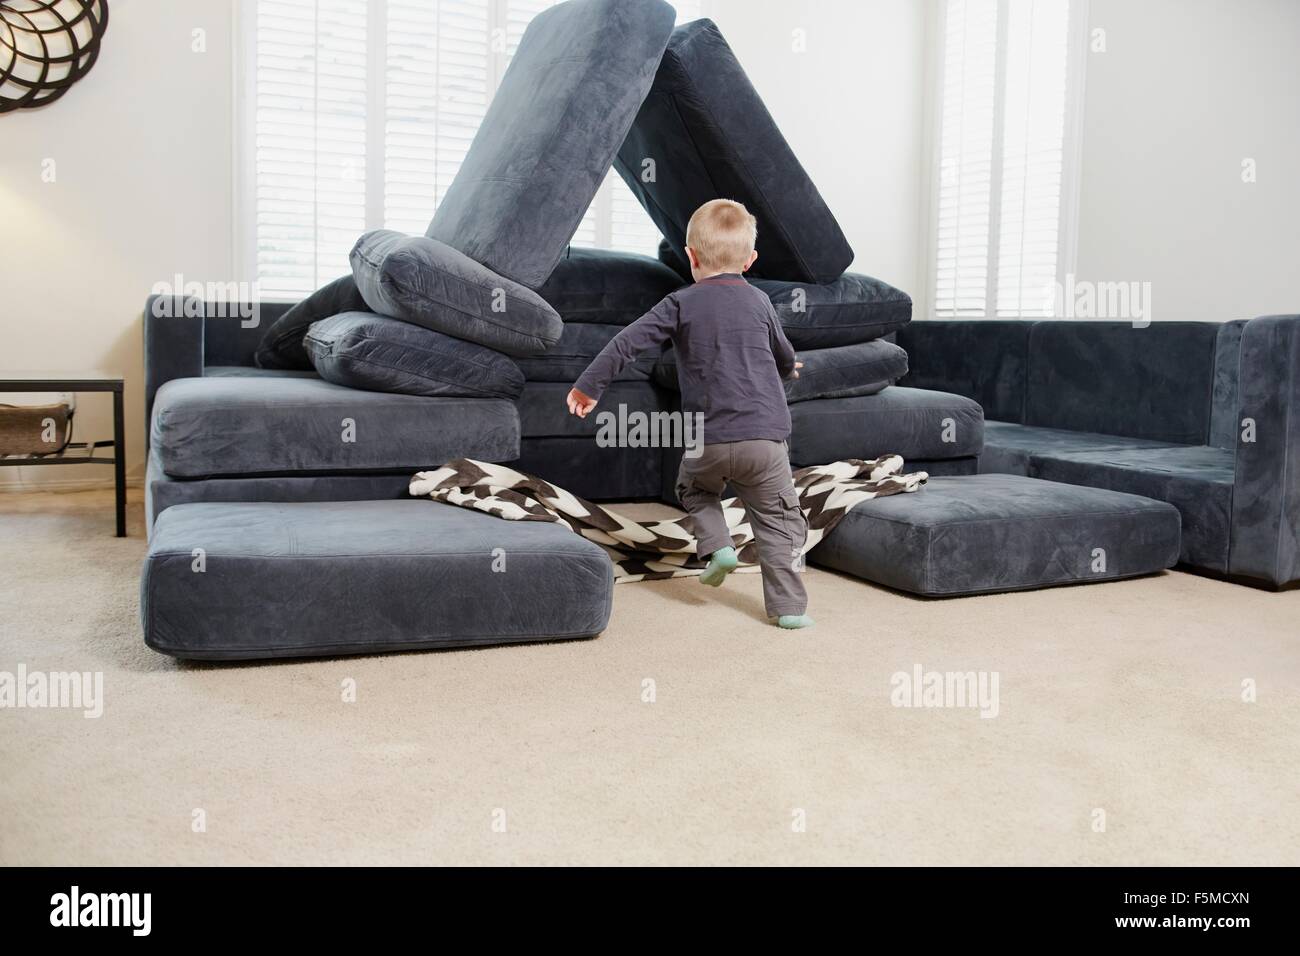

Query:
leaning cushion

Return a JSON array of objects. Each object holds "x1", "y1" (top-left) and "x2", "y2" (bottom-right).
[
  {"x1": 254, "y1": 275, "x2": 368, "y2": 370},
  {"x1": 514, "y1": 323, "x2": 658, "y2": 383},
  {"x1": 425, "y1": 0, "x2": 676, "y2": 288},
  {"x1": 305, "y1": 311, "x2": 524, "y2": 399},
  {"x1": 537, "y1": 247, "x2": 685, "y2": 325},
  {"x1": 615, "y1": 18, "x2": 853, "y2": 283},
  {"x1": 151, "y1": 375, "x2": 519, "y2": 478},
  {"x1": 785, "y1": 340, "x2": 908, "y2": 402},
  {"x1": 810, "y1": 474, "x2": 1181, "y2": 596},
  {"x1": 142, "y1": 500, "x2": 613, "y2": 660},
  {"x1": 653, "y1": 340, "x2": 908, "y2": 402},
  {"x1": 351, "y1": 230, "x2": 562, "y2": 356},
  {"x1": 788, "y1": 387, "x2": 983, "y2": 465},
  {"x1": 753, "y1": 273, "x2": 912, "y2": 349}
]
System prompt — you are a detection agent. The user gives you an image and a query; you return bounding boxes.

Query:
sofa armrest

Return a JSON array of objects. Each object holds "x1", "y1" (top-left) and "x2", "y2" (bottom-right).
[
  {"x1": 1229, "y1": 314, "x2": 1300, "y2": 587},
  {"x1": 143, "y1": 294, "x2": 205, "y2": 442}
]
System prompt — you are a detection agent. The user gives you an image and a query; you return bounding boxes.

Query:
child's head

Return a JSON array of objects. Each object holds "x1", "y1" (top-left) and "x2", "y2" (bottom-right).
[{"x1": 684, "y1": 199, "x2": 757, "y2": 277}]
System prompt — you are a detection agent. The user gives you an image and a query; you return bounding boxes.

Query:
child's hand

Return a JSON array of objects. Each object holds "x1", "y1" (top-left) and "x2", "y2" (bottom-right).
[
  {"x1": 566, "y1": 387, "x2": 598, "y2": 418},
  {"x1": 791, "y1": 361, "x2": 804, "y2": 379}
]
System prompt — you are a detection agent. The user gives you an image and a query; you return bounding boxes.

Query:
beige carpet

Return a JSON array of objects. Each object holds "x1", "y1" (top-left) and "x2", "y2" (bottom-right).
[{"x1": 1, "y1": 488, "x2": 1297, "y2": 866}]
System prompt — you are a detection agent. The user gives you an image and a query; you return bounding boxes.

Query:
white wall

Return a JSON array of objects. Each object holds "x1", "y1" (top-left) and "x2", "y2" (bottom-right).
[
  {"x1": 0, "y1": 0, "x2": 234, "y2": 489},
  {"x1": 1074, "y1": 0, "x2": 1300, "y2": 322},
  {"x1": 707, "y1": 0, "x2": 930, "y2": 298}
]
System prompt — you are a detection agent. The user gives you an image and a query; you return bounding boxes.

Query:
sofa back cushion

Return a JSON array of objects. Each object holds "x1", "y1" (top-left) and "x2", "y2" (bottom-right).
[
  {"x1": 614, "y1": 19, "x2": 854, "y2": 284},
  {"x1": 1024, "y1": 321, "x2": 1219, "y2": 444},
  {"x1": 896, "y1": 320, "x2": 1030, "y2": 423},
  {"x1": 424, "y1": 0, "x2": 675, "y2": 288},
  {"x1": 537, "y1": 247, "x2": 685, "y2": 326}
]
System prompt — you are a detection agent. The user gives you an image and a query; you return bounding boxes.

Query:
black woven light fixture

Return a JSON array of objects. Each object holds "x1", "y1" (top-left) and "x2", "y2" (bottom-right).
[{"x1": 0, "y1": 0, "x2": 108, "y2": 113}]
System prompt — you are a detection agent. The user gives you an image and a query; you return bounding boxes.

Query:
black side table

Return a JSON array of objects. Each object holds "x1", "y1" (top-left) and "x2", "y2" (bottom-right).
[{"x1": 0, "y1": 373, "x2": 126, "y2": 536}]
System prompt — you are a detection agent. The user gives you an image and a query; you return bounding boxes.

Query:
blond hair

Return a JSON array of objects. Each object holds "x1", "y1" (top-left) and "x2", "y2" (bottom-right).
[{"x1": 685, "y1": 199, "x2": 757, "y2": 272}]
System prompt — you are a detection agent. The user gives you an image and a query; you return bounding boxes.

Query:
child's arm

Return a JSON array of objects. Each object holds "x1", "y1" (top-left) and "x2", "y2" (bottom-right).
[
  {"x1": 765, "y1": 303, "x2": 800, "y2": 379},
  {"x1": 567, "y1": 294, "x2": 680, "y2": 417}
]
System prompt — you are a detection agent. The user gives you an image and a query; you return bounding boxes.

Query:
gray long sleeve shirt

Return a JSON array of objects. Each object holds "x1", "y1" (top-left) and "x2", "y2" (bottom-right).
[{"x1": 572, "y1": 273, "x2": 797, "y2": 445}]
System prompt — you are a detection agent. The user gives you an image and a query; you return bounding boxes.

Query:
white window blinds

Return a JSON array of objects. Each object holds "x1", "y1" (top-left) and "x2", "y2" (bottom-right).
[
  {"x1": 932, "y1": 0, "x2": 1081, "y2": 318},
  {"x1": 244, "y1": 0, "x2": 703, "y2": 298}
]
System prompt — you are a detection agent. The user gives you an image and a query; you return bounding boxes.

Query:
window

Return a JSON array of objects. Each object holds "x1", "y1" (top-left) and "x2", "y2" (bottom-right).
[
  {"x1": 928, "y1": 0, "x2": 1086, "y2": 318},
  {"x1": 238, "y1": 0, "x2": 703, "y2": 298}
]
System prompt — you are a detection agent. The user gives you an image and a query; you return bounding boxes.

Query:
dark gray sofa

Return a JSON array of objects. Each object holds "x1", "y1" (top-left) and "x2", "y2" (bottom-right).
[{"x1": 896, "y1": 316, "x2": 1300, "y2": 589}]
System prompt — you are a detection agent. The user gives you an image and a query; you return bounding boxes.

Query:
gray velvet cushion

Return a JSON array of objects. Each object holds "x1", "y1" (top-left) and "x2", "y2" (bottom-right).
[
  {"x1": 1024, "y1": 321, "x2": 1219, "y2": 444},
  {"x1": 142, "y1": 500, "x2": 613, "y2": 660},
  {"x1": 350, "y1": 230, "x2": 562, "y2": 356},
  {"x1": 424, "y1": 0, "x2": 676, "y2": 288},
  {"x1": 254, "y1": 275, "x2": 368, "y2": 370},
  {"x1": 615, "y1": 18, "x2": 853, "y2": 283},
  {"x1": 515, "y1": 380, "x2": 672, "y2": 438},
  {"x1": 658, "y1": 239, "x2": 693, "y2": 282},
  {"x1": 537, "y1": 247, "x2": 685, "y2": 325},
  {"x1": 151, "y1": 374, "x2": 519, "y2": 478},
  {"x1": 305, "y1": 311, "x2": 524, "y2": 399},
  {"x1": 788, "y1": 387, "x2": 984, "y2": 465},
  {"x1": 751, "y1": 273, "x2": 912, "y2": 349},
  {"x1": 811, "y1": 474, "x2": 1181, "y2": 597},
  {"x1": 145, "y1": 450, "x2": 419, "y2": 529},
  {"x1": 515, "y1": 323, "x2": 659, "y2": 383},
  {"x1": 896, "y1": 319, "x2": 1031, "y2": 423},
  {"x1": 980, "y1": 420, "x2": 1234, "y2": 572},
  {"x1": 653, "y1": 339, "x2": 907, "y2": 403},
  {"x1": 510, "y1": 438, "x2": 664, "y2": 501}
]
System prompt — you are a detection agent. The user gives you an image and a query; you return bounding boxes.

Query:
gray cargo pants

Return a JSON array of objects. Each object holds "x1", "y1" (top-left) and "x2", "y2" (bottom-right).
[{"x1": 675, "y1": 439, "x2": 808, "y2": 618}]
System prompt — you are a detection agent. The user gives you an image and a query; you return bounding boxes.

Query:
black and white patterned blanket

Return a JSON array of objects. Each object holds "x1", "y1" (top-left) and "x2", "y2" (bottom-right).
[{"x1": 409, "y1": 456, "x2": 927, "y2": 582}]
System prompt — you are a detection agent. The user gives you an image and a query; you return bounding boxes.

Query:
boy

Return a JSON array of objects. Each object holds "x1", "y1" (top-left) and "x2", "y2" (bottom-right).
[{"x1": 566, "y1": 199, "x2": 813, "y2": 629}]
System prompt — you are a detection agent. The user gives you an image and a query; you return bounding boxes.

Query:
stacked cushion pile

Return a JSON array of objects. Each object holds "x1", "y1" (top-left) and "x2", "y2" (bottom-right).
[{"x1": 244, "y1": 2, "x2": 922, "y2": 495}]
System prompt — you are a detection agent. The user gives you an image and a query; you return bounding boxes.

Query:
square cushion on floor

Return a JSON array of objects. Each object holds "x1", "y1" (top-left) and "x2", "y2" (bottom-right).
[
  {"x1": 811, "y1": 474, "x2": 1181, "y2": 596},
  {"x1": 425, "y1": 0, "x2": 676, "y2": 288},
  {"x1": 151, "y1": 375, "x2": 519, "y2": 478},
  {"x1": 515, "y1": 380, "x2": 672, "y2": 439},
  {"x1": 537, "y1": 247, "x2": 685, "y2": 325},
  {"x1": 306, "y1": 312, "x2": 524, "y2": 399},
  {"x1": 788, "y1": 387, "x2": 984, "y2": 465},
  {"x1": 980, "y1": 420, "x2": 1235, "y2": 573},
  {"x1": 653, "y1": 339, "x2": 907, "y2": 402},
  {"x1": 615, "y1": 19, "x2": 853, "y2": 283},
  {"x1": 142, "y1": 500, "x2": 613, "y2": 660},
  {"x1": 254, "y1": 275, "x2": 369, "y2": 371},
  {"x1": 751, "y1": 273, "x2": 912, "y2": 349},
  {"x1": 351, "y1": 230, "x2": 562, "y2": 356},
  {"x1": 515, "y1": 323, "x2": 660, "y2": 383}
]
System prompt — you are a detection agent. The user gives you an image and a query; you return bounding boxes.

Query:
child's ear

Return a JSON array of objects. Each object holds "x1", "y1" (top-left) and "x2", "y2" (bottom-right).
[
  {"x1": 685, "y1": 246, "x2": 700, "y2": 269},
  {"x1": 743, "y1": 250, "x2": 758, "y2": 273}
]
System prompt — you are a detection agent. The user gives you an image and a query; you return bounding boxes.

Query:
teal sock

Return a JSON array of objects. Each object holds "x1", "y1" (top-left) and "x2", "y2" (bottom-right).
[
  {"x1": 698, "y1": 546, "x2": 739, "y2": 587},
  {"x1": 774, "y1": 614, "x2": 815, "y2": 629}
]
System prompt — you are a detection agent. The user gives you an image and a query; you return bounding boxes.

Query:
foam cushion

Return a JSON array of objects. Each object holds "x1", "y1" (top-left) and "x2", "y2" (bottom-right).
[
  {"x1": 788, "y1": 387, "x2": 984, "y2": 465},
  {"x1": 980, "y1": 420, "x2": 1235, "y2": 573},
  {"x1": 537, "y1": 247, "x2": 685, "y2": 325},
  {"x1": 142, "y1": 500, "x2": 613, "y2": 660},
  {"x1": 653, "y1": 339, "x2": 907, "y2": 403},
  {"x1": 753, "y1": 273, "x2": 912, "y2": 349},
  {"x1": 424, "y1": 0, "x2": 676, "y2": 288},
  {"x1": 254, "y1": 275, "x2": 368, "y2": 370},
  {"x1": 615, "y1": 18, "x2": 853, "y2": 283},
  {"x1": 151, "y1": 375, "x2": 519, "y2": 478},
  {"x1": 515, "y1": 380, "x2": 672, "y2": 438},
  {"x1": 351, "y1": 230, "x2": 562, "y2": 357},
  {"x1": 514, "y1": 323, "x2": 659, "y2": 383},
  {"x1": 658, "y1": 239, "x2": 693, "y2": 282},
  {"x1": 1023, "y1": 321, "x2": 1219, "y2": 444},
  {"x1": 811, "y1": 474, "x2": 1180, "y2": 597},
  {"x1": 305, "y1": 312, "x2": 524, "y2": 400}
]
